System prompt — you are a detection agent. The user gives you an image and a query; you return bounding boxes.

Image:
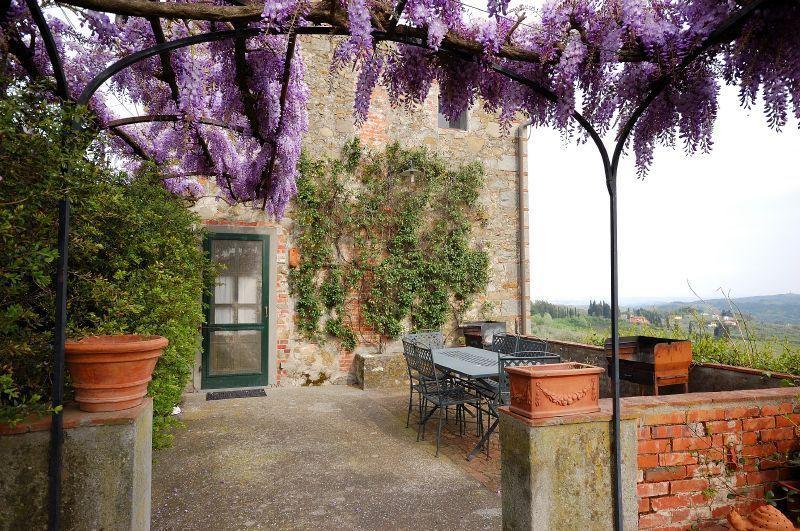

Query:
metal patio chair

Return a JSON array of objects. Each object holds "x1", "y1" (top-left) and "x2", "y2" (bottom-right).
[
  {"x1": 401, "y1": 330, "x2": 445, "y2": 429},
  {"x1": 516, "y1": 336, "x2": 549, "y2": 354},
  {"x1": 490, "y1": 333, "x2": 550, "y2": 355},
  {"x1": 401, "y1": 338, "x2": 428, "y2": 429},
  {"x1": 410, "y1": 343, "x2": 481, "y2": 457},
  {"x1": 467, "y1": 350, "x2": 562, "y2": 460},
  {"x1": 405, "y1": 330, "x2": 445, "y2": 350},
  {"x1": 490, "y1": 332, "x2": 519, "y2": 354}
]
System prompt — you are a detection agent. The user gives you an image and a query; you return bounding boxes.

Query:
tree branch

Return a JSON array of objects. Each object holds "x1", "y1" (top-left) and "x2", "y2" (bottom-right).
[
  {"x1": 57, "y1": 0, "x2": 555, "y2": 63},
  {"x1": 148, "y1": 16, "x2": 181, "y2": 102},
  {"x1": 233, "y1": 23, "x2": 263, "y2": 142},
  {"x1": 110, "y1": 127, "x2": 152, "y2": 160},
  {"x1": 257, "y1": 30, "x2": 297, "y2": 203}
]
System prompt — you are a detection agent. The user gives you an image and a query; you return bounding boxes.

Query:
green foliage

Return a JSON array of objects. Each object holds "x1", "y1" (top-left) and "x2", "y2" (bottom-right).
[
  {"x1": 289, "y1": 139, "x2": 489, "y2": 347},
  {"x1": 0, "y1": 86, "x2": 214, "y2": 446}
]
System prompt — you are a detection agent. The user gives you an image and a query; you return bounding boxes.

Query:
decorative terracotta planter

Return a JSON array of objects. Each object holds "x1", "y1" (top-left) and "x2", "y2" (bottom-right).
[
  {"x1": 506, "y1": 362, "x2": 604, "y2": 419},
  {"x1": 65, "y1": 335, "x2": 168, "y2": 412}
]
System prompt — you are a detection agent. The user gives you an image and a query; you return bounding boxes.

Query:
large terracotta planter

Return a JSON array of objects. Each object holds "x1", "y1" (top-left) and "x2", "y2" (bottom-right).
[
  {"x1": 65, "y1": 335, "x2": 168, "y2": 412},
  {"x1": 506, "y1": 362, "x2": 604, "y2": 419}
]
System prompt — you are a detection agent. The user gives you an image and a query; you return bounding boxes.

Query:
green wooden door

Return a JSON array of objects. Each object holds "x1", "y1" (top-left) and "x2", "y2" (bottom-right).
[{"x1": 202, "y1": 233, "x2": 269, "y2": 389}]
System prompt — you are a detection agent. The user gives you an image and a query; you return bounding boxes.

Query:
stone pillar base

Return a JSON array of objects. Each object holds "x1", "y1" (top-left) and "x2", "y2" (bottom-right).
[
  {"x1": 0, "y1": 398, "x2": 153, "y2": 530},
  {"x1": 499, "y1": 404, "x2": 638, "y2": 530}
]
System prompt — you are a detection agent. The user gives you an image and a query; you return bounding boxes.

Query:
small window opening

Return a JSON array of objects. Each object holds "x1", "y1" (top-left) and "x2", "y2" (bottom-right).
[{"x1": 437, "y1": 100, "x2": 469, "y2": 130}]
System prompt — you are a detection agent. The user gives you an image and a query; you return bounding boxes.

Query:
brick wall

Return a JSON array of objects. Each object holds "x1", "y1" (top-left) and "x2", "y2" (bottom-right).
[{"x1": 630, "y1": 388, "x2": 800, "y2": 529}]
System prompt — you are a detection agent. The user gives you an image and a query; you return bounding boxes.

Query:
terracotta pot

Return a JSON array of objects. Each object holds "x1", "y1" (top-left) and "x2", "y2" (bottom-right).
[
  {"x1": 727, "y1": 504, "x2": 795, "y2": 530},
  {"x1": 65, "y1": 335, "x2": 168, "y2": 412},
  {"x1": 506, "y1": 362, "x2": 604, "y2": 419}
]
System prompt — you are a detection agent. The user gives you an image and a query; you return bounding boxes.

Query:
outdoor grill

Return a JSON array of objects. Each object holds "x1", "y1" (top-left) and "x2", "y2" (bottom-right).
[
  {"x1": 461, "y1": 321, "x2": 507, "y2": 348},
  {"x1": 604, "y1": 336, "x2": 692, "y2": 395}
]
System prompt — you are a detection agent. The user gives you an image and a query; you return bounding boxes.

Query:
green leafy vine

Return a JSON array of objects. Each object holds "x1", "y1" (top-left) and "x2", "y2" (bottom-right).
[{"x1": 289, "y1": 139, "x2": 489, "y2": 350}]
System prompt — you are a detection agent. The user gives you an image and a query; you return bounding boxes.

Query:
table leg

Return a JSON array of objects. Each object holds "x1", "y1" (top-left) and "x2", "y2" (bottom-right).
[{"x1": 467, "y1": 417, "x2": 498, "y2": 461}]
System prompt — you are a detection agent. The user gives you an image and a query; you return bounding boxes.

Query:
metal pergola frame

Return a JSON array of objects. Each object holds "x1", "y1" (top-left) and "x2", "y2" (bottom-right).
[{"x1": 8, "y1": 0, "x2": 787, "y2": 528}]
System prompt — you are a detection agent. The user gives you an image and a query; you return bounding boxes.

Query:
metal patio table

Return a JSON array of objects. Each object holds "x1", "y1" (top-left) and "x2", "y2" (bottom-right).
[{"x1": 431, "y1": 347, "x2": 499, "y2": 460}]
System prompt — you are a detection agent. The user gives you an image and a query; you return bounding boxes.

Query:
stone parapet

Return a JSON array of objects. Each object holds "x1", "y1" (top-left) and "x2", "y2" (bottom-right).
[{"x1": 0, "y1": 399, "x2": 153, "y2": 530}]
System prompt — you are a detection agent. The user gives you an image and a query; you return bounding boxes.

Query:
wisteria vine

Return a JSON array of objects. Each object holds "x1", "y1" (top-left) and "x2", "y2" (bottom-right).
[{"x1": 0, "y1": 0, "x2": 798, "y2": 216}]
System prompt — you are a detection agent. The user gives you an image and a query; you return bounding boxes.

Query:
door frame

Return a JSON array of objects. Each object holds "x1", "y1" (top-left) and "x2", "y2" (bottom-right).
[{"x1": 200, "y1": 227, "x2": 277, "y2": 389}]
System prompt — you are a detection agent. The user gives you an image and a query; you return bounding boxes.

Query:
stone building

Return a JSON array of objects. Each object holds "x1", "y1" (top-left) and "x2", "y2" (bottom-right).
[{"x1": 190, "y1": 36, "x2": 531, "y2": 390}]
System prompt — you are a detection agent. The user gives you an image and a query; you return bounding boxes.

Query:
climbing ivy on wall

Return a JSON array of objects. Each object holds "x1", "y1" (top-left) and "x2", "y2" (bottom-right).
[{"x1": 289, "y1": 139, "x2": 490, "y2": 350}]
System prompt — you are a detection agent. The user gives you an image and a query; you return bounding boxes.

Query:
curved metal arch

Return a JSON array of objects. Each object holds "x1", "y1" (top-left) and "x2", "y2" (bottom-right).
[
  {"x1": 488, "y1": 63, "x2": 613, "y2": 183},
  {"x1": 76, "y1": 25, "x2": 340, "y2": 106},
  {"x1": 611, "y1": 0, "x2": 774, "y2": 175},
  {"x1": 105, "y1": 114, "x2": 249, "y2": 134},
  {"x1": 25, "y1": 0, "x2": 68, "y2": 99}
]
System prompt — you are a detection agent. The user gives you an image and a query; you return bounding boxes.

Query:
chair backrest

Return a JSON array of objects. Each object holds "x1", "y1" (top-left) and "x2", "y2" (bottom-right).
[
  {"x1": 405, "y1": 330, "x2": 445, "y2": 350},
  {"x1": 412, "y1": 343, "x2": 441, "y2": 393},
  {"x1": 402, "y1": 339, "x2": 419, "y2": 382},
  {"x1": 496, "y1": 351, "x2": 562, "y2": 405},
  {"x1": 517, "y1": 336, "x2": 548, "y2": 353},
  {"x1": 490, "y1": 333, "x2": 519, "y2": 354}
]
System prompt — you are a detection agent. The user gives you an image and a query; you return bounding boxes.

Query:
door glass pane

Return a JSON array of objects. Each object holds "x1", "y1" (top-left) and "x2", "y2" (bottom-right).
[
  {"x1": 209, "y1": 330, "x2": 262, "y2": 375},
  {"x1": 237, "y1": 305, "x2": 259, "y2": 323},
  {"x1": 214, "y1": 306, "x2": 233, "y2": 324},
  {"x1": 211, "y1": 239, "x2": 263, "y2": 324},
  {"x1": 215, "y1": 275, "x2": 234, "y2": 304}
]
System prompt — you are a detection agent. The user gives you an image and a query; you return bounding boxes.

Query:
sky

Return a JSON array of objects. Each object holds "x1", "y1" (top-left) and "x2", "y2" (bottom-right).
[{"x1": 528, "y1": 85, "x2": 800, "y2": 305}]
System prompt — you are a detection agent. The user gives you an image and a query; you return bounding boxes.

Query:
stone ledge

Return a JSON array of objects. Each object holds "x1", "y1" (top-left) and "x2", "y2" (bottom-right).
[
  {"x1": 1, "y1": 398, "x2": 152, "y2": 530},
  {"x1": 692, "y1": 361, "x2": 800, "y2": 381},
  {"x1": 544, "y1": 338, "x2": 605, "y2": 352},
  {"x1": 353, "y1": 352, "x2": 408, "y2": 390},
  {"x1": 499, "y1": 387, "x2": 800, "y2": 428},
  {"x1": 621, "y1": 386, "x2": 800, "y2": 415},
  {"x1": 499, "y1": 400, "x2": 639, "y2": 427},
  {"x1": 0, "y1": 398, "x2": 154, "y2": 436}
]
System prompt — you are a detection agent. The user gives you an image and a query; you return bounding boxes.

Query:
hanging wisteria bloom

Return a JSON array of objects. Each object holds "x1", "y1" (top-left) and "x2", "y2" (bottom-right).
[{"x1": 0, "y1": 0, "x2": 798, "y2": 214}]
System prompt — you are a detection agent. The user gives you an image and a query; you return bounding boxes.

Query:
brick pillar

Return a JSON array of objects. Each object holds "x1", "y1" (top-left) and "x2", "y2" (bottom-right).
[{"x1": 499, "y1": 404, "x2": 639, "y2": 530}]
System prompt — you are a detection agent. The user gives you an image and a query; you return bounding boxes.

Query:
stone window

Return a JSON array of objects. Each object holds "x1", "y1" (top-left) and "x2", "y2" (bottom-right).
[{"x1": 437, "y1": 98, "x2": 469, "y2": 130}]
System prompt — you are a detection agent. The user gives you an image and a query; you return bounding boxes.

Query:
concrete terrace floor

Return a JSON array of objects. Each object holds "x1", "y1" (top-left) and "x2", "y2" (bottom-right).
[{"x1": 152, "y1": 386, "x2": 502, "y2": 530}]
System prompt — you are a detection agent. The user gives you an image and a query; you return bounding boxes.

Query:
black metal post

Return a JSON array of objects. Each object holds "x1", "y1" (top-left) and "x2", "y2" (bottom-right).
[
  {"x1": 608, "y1": 172, "x2": 623, "y2": 531},
  {"x1": 48, "y1": 199, "x2": 69, "y2": 531}
]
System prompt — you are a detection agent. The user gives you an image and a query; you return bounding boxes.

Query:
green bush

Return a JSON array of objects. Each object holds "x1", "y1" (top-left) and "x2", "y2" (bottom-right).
[{"x1": 0, "y1": 86, "x2": 214, "y2": 446}]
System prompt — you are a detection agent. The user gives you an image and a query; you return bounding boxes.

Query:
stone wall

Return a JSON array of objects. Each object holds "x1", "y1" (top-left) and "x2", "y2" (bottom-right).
[
  {"x1": 689, "y1": 362, "x2": 800, "y2": 392},
  {"x1": 192, "y1": 35, "x2": 529, "y2": 388},
  {"x1": 0, "y1": 399, "x2": 152, "y2": 530}
]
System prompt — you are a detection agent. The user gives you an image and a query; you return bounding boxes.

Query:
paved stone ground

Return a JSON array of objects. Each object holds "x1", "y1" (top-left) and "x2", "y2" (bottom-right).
[{"x1": 152, "y1": 386, "x2": 501, "y2": 530}]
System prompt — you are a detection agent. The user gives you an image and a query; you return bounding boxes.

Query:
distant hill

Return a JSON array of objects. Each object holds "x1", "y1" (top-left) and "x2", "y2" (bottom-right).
[{"x1": 653, "y1": 293, "x2": 800, "y2": 325}]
